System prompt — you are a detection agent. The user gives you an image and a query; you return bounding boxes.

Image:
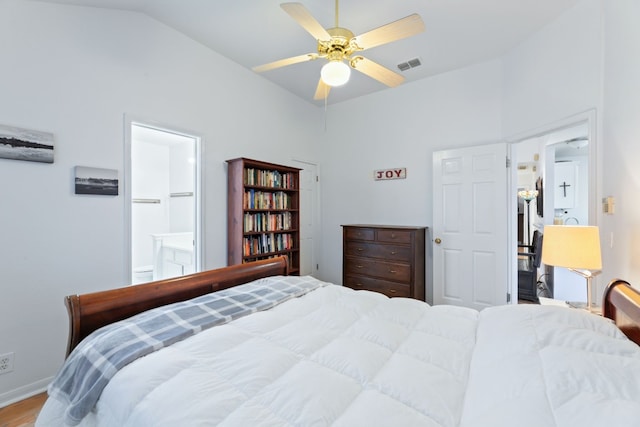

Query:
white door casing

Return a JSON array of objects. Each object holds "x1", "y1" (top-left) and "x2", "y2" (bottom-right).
[
  {"x1": 508, "y1": 110, "x2": 599, "y2": 301},
  {"x1": 124, "y1": 117, "x2": 203, "y2": 285},
  {"x1": 433, "y1": 143, "x2": 509, "y2": 309},
  {"x1": 292, "y1": 159, "x2": 320, "y2": 276}
]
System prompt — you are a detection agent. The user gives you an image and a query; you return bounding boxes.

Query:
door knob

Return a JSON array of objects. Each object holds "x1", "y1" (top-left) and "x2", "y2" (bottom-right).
[{"x1": 434, "y1": 238, "x2": 442, "y2": 244}]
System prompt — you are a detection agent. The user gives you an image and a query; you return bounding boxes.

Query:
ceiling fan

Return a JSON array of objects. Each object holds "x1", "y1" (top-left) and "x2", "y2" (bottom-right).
[{"x1": 253, "y1": 1, "x2": 425, "y2": 100}]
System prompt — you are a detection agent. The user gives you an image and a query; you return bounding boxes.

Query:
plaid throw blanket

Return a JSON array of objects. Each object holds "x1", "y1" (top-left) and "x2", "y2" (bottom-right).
[{"x1": 47, "y1": 275, "x2": 327, "y2": 426}]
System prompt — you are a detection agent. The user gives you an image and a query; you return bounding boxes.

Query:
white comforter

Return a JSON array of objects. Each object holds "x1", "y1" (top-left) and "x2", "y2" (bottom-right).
[{"x1": 37, "y1": 280, "x2": 640, "y2": 427}]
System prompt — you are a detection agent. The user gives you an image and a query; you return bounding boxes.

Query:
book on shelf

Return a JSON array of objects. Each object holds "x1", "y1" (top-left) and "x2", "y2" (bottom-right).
[
  {"x1": 244, "y1": 168, "x2": 296, "y2": 189},
  {"x1": 244, "y1": 212, "x2": 292, "y2": 233},
  {"x1": 242, "y1": 233, "x2": 294, "y2": 256},
  {"x1": 243, "y1": 190, "x2": 292, "y2": 210}
]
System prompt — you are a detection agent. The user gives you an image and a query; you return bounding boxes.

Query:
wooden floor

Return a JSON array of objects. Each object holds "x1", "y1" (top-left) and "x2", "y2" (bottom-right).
[{"x1": 0, "y1": 393, "x2": 47, "y2": 427}]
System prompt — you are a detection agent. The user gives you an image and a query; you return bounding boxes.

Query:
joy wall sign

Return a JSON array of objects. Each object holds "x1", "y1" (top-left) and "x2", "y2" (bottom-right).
[{"x1": 374, "y1": 167, "x2": 406, "y2": 181}]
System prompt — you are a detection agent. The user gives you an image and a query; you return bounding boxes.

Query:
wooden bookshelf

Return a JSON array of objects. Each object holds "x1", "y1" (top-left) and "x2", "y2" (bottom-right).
[{"x1": 226, "y1": 157, "x2": 301, "y2": 275}]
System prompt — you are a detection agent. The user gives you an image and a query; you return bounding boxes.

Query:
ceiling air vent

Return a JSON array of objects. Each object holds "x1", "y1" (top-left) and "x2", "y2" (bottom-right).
[{"x1": 397, "y1": 57, "x2": 422, "y2": 72}]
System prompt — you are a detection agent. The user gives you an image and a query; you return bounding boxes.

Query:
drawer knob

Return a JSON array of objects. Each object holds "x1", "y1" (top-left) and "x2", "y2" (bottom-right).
[
  {"x1": 355, "y1": 283, "x2": 363, "y2": 287},
  {"x1": 357, "y1": 248, "x2": 363, "y2": 252},
  {"x1": 391, "y1": 233, "x2": 396, "y2": 238},
  {"x1": 356, "y1": 265, "x2": 364, "y2": 269},
  {"x1": 389, "y1": 289, "x2": 397, "y2": 294},
  {"x1": 390, "y1": 251, "x2": 397, "y2": 255},
  {"x1": 389, "y1": 269, "x2": 397, "y2": 274}
]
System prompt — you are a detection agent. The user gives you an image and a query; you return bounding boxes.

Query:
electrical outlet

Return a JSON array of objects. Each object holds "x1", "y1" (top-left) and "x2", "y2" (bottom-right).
[{"x1": 0, "y1": 352, "x2": 14, "y2": 375}]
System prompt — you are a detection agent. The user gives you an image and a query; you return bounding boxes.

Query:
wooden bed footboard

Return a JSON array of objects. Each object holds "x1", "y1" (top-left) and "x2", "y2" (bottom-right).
[
  {"x1": 64, "y1": 256, "x2": 289, "y2": 356},
  {"x1": 63, "y1": 261, "x2": 640, "y2": 357},
  {"x1": 603, "y1": 278, "x2": 640, "y2": 346}
]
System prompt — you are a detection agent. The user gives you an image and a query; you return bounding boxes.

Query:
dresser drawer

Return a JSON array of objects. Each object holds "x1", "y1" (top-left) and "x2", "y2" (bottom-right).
[
  {"x1": 376, "y1": 229, "x2": 413, "y2": 244},
  {"x1": 344, "y1": 227, "x2": 375, "y2": 241},
  {"x1": 342, "y1": 225, "x2": 426, "y2": 302},
  {"x1": 344, "y1": 275, "x2": 411, "y2": 298},
  {"x1": 344, "y1": 257, "x2": 411, "y2": 283},
  {"x1": 344, "y1": 241, "x2": 412, "y2": 262}
]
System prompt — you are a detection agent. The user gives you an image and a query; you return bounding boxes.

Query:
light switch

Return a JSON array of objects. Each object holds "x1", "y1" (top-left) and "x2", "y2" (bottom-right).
[{"x1": 603, "y1": 196, "x2": 615, "y2": 214}]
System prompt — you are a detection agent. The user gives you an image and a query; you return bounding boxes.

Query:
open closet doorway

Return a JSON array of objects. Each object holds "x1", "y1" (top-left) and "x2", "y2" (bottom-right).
[
  {"x1": 292, "y1": 158, "x2": 321, "y2": 276},
  {"x1": 125, "y1": 121, "x2": 202, "y2": 285},
  {"x1": 511, "y1": 110, "x2": 597, "y2": 303}
]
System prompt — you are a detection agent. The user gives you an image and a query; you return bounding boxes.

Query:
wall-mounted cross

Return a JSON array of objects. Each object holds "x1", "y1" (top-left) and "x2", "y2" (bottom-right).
[{"x1": 559, "y1": 181, "x2": 571, "y2": 197}]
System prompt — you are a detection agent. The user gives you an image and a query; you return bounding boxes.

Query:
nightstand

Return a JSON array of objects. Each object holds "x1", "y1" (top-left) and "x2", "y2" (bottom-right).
[{"x1": 538, "y1": 297, "x2": 602, "y2": 315}]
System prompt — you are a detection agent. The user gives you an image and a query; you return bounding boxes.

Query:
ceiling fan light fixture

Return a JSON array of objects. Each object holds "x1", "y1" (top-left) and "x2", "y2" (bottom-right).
[
  {"x1": 321, "y1": 60, "x2": 351, "y2": 87},
  {"x1": 254, "y1": 2, "x2": 425, "y2": 100}
]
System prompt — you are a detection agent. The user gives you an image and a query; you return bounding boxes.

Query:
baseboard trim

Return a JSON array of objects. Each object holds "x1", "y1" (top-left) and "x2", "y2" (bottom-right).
[{"x1": 0, "y1": 377, "x2": 51, "y2": 408}]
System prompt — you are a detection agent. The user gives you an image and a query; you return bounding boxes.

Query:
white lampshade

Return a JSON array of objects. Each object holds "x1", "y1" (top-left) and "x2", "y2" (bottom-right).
[
  {"x1": 517, "y1": 189, "x2": 538, "y2": 201},
  {"x1": 541, "y1": 225, "x2": 602, "y2": 270},
  {"x1": 321, "y1": 61, "x2": 351, "y2": 87}
]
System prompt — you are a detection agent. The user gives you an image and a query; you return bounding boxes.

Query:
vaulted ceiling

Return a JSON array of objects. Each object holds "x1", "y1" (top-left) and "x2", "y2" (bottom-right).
[{"x1": 36, "y1": 0, "x2": 582, "y2": 105}]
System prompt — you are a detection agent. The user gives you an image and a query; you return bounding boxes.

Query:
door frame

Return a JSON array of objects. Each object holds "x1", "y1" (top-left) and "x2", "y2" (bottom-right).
[
  {"x1": 291, "y1": 157, "x2": 321, "y2": 275},
  {"x1": 124, "y1": 114, "x2": 204, "y2": 284},
  {"x1": 506, "y1": 109, "x2": 599, "y2": 301}
]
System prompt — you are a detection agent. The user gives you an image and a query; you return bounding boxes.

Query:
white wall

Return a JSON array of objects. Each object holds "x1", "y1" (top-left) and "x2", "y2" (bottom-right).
[
  {"x1": 132, "y1": 140, "x2": 171, "y2": 270},
  {"x1": 318, "y1": 60, "x2": 504, "y2": 285},
  {"x1": 317, "y1": 0, "x2": 607, "y2": 295},
  {"x1": 0, "y1": 0, "x2": 321, "y2": 405},
  {"x1": 602, "y1": 0, "x2": 640, "y2": 285},
  {"x1": 502, "y1": 0, "x2": 604, "y2": 301},
  {"x1": 554, "y1": 154, "x2": 589, "y2": 226},
  {"x1": 169, "y1": 142, "x2": 195, "y2": 233},
  {"x1": 491, "y1": 0, "x2": 640, "y2": 300},
  {"x1": 502, "y1": 0, "x2": 603, "y2": 138}
]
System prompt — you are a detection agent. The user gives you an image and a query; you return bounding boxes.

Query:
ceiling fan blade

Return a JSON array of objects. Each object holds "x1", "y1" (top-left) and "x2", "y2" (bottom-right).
[
  {"x1": 281, "y1": 2, "x2": 331, "y2": 41},
  {"x1": 313, "y1": 78, "x2": 331, "y2": 100},
  {"x1": 354, "y1": 13, "x2": 425, "y2": 50},
  {"x1": 252, "y1": 53, "x2": 318, "y2": 73},
  {"x1": 352, "y1": 56, "x2": 405, "y2": 87}
]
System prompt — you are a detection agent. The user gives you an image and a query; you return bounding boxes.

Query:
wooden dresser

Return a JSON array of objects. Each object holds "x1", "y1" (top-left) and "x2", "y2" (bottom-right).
[{"x1": 342, "y1": 225, "x2": 427, "y2": 301}]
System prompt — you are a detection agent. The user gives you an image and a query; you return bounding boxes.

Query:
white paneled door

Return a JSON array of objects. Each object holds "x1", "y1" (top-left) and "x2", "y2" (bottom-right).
[{"x1": 432, "y1": 143, "x2": 509, "y2": 309}]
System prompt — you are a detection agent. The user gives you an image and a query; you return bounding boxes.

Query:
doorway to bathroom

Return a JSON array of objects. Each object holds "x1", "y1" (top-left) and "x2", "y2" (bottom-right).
[{"x1": 125, "y1": 120, "x2": 202, "y2": 285}]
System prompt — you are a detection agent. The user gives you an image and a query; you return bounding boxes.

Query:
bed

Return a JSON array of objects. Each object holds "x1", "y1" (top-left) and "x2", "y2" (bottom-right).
[{"x1": 36, "y1": 256, "x2": 640, "y2": 426}]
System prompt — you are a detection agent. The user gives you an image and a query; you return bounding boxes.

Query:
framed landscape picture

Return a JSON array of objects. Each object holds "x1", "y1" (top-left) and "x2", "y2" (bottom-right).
[
  {"x1": 0, "y1": 124, "x2": 54, "y2": 163},
  {"x1": 75, "y1": 166, "x2": 119, "y2": 196}
]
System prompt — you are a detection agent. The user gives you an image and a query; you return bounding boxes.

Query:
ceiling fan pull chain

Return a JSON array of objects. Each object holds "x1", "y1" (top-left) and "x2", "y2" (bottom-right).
[
  {"x1": 324, "y1": 85, "x2": 328, "y2": 131},
  {"x1": 335, "y1": 0, "x2": 339, "y2": 28}
]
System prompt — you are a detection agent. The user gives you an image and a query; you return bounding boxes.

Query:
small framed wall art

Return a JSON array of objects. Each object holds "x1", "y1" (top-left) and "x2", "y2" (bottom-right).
[
  {"x1": 0, "y1": 124, "x2": 54, "y2": 163},
  {"x1": 75, "y1": 166, "x2": 119, "y2": 196}
]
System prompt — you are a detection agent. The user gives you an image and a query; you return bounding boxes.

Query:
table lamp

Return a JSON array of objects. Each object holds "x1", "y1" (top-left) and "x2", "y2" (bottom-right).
[{"x1": 541, "y1": 225, "x2": 602, "y2": 312}]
